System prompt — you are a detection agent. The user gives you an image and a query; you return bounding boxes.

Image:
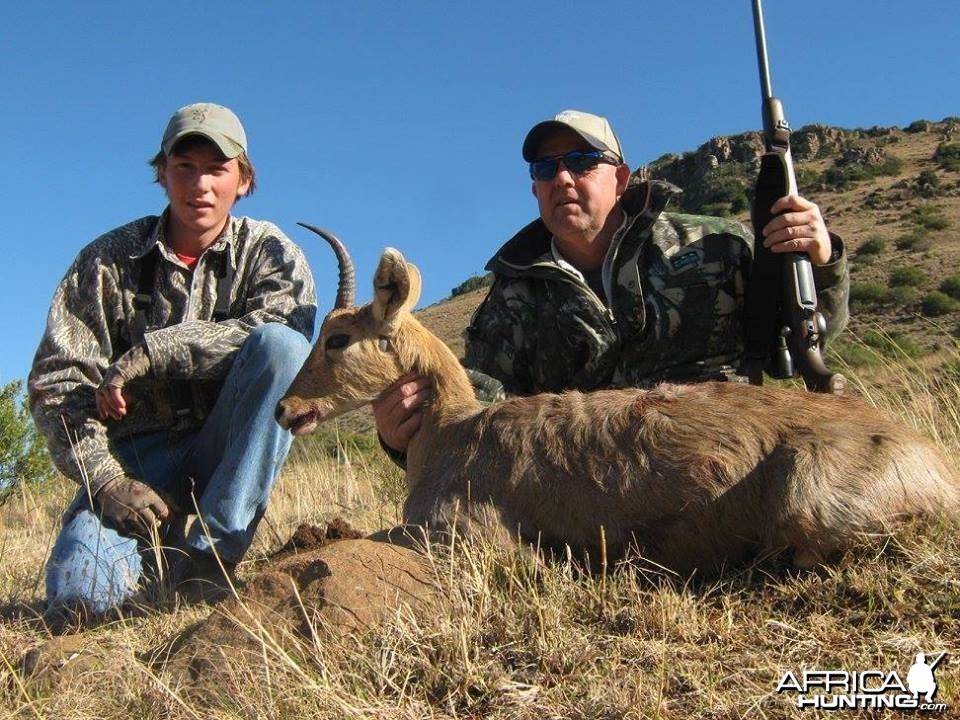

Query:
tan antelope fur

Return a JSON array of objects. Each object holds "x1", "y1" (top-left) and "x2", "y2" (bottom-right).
[{"x1": 277, "y1": 246, "x2": 960, "y2": 575}]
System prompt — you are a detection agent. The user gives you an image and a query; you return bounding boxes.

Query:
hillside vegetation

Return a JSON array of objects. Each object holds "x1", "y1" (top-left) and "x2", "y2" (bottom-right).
[
  {"x1": 646, "y1": 118, "x2": 960, "y2": 352},
  {"x1": 1, "y1": 120, "x2": 958, "y2": 719}
]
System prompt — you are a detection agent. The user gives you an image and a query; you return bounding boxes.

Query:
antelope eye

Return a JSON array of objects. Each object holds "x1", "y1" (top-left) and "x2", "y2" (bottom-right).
[{"x1": 325, "y1": 333, "x2": 350, "y2": 350}]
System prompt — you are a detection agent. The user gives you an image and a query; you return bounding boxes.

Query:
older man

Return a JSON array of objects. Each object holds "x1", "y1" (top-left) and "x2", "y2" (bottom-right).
[
  {"x1": 375, "y1": 109, "x2": 848, "y2": 455},
  {"x1": 30, "y1": 103, "x2": 316, "y2": 625}
]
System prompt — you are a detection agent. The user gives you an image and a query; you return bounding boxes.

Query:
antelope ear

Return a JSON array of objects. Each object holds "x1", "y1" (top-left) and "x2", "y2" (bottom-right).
[
  {"x1": 372, "y1": 248, "x2": 420, "y2": 327},
  {"x1": 404, "y1": 262, "x2": 422, "y2": 311}
]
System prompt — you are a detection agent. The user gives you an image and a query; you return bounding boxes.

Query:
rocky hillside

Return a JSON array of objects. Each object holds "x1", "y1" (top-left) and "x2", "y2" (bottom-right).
[{"x1": 642, "y1": 118, "x2": 960, "y2": 351}]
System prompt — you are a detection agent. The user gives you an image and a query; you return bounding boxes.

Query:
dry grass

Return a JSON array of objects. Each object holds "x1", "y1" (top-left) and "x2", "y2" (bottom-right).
[
  {"x1": 1, "y1": 338, "x2": 958, "y2": 719},
  {"x1": 830, "y1": 324, "x2": 960, "y2": 454}
]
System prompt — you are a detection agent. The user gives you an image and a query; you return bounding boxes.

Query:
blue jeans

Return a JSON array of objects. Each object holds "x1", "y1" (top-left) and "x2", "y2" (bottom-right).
[{"x1": 45, "y1": 323, "x2": 311, "y2": 616}]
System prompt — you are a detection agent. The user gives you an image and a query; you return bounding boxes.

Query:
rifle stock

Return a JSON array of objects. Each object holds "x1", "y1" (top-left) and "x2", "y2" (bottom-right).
[{"x1": 744, "y1": 0, "x2": 845, "y2": 395}]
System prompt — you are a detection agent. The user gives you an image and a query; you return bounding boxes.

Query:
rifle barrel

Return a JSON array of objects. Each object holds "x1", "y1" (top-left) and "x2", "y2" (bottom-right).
[
  {"x1": 752, "y1": 0, "x2": 773, "y2": 100},
  {"x1": 929, "y1": 651, "x2": 948, "y2": 671}
]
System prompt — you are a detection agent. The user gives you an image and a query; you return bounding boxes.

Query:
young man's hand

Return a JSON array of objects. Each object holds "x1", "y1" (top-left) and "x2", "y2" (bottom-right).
[
  {"x1": 95, "y1": 475, "x2": 171, "y2": 536},
  {"x1": 96, "y1": 344, "x2": 152, "y2": 421}
]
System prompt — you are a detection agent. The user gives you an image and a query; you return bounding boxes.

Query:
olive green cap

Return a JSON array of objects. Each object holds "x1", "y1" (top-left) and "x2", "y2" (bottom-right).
[{"x1": 161, "y1": 102, "x2": 247, "y2": 158}]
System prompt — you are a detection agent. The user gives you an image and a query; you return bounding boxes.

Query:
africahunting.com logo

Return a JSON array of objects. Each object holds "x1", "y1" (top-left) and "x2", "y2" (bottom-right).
[{"x1": 776, "y1": 652, "x2": 948, "y2": 712}]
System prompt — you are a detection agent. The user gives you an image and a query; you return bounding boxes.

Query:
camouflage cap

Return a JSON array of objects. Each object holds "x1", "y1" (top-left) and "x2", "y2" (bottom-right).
[
  {"x1": 522, "y1": 109, "x2": 624, "y2": 163},
  {"x1": 161, "y1": 103, "x2": 247, "y2": 158}
]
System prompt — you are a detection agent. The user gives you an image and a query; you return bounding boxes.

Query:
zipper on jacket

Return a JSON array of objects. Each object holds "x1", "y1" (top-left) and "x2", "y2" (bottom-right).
[
  {"x1": 561, "y1": 267, "x2": 617, "y2": 327},
  {"x1": 500, "y1": 257, "x2": 617, "y2": 327}
]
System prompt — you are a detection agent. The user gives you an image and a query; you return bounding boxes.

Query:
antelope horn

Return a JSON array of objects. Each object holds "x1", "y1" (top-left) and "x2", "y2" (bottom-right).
[{"x1": 297, "y1": 222, "x2": 355, "y2": 309}]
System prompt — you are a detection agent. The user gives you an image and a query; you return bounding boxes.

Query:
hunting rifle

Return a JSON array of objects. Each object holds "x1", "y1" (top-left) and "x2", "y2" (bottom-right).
[{"x1": 742, "y1": 0, "x2": 846, "y2": 394}]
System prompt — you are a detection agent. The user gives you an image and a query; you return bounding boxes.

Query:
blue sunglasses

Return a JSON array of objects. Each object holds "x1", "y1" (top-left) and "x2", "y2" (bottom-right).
[{"x1": 529, "y1": 150, "x2": 619, "y2": 181}]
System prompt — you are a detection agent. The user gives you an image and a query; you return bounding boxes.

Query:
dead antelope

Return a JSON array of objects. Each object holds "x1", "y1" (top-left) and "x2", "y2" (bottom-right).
[{"x1": 277, "y1": 233, "x2": 960, "y2": 575}]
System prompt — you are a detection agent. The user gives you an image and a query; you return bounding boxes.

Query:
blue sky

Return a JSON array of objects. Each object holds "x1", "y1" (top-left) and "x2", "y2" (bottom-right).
[{"x1": 2, "y1": 1, "x2": 958, "y2": 385}]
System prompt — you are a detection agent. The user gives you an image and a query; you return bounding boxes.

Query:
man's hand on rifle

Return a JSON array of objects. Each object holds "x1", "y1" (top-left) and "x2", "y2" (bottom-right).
[
  {"x1": 96, "y1": 344, "x2": 152, "y2": 421},
  {"x1": 761, "y1": 194, "x2": 832, "y2": 266}
]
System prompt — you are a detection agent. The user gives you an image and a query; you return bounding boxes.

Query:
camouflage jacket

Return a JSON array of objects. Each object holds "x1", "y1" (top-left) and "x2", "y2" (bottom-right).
[
  {"x1": 28, "y1": 211, "x2": 317, "y2": 494},
  {"x1": 465, "y1": 179, "x2": 849, "y2": 395}
]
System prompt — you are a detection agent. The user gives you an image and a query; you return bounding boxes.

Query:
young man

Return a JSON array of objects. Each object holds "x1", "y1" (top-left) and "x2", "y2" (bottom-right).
[
  {"x1": 29, "y1": 103, "x2": 316, "y2": 624},
  {"x1": 375, "y1": 109, "x2": 849, "y2": 454}
]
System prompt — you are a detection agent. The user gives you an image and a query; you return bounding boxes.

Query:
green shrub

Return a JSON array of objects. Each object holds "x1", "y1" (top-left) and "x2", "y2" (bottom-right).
[
  {"x1": 939, "y1": 275, "x2": 960, "y2": 300},
  {"x1": 904, "y1": 204, "x2": 950, "y2": 231},
  {"x1": 888, "y1": 286, "x2": 921, "y2": 306},
  {"x1": 934, "y1": 142, "x2": 960, "y2": 172},
  {"x1": 905, "y1": 120, "x2": 931, "y2": 134},
  {"x1": 916, "y1": 169, "x2": 941, "y2": 196},
  {"x1": 920, "y1": 291, "x2": 960, "y2": 317},
  {"x1": 849, "y1": 282, "x2": 890, "y2": 310},
  {"x1": 879, "y1": 155, "x2": 905, "y2": 176},
  {"x1": 795, "y1": 167, "x2": 822, "y2": 189},
  {"x1": 0, "y1": 380, "x2": 54, "y2": 504},
  {"x1": 822, "y1": 165, "x2": 861, "y2": 189},
  {"x1": 730, "y1": 193, "x2": 749, "y2": 214},
  {"x1": 861, "y1": 330, "x2": 888, "y2": 349},
  {"x1": 862, "y1": 330, "x2": 924, "y2": 358},
  {"x1": 857, "y1": 236, "x2": 886, "y2": 256},
  {"x1": 889, "y1": 266, "x2": 926, "y2": 287},
  {"x1": 699, "y1": 202, "x2": 732, "y2": 217},
  {"x1": 895, "y1": 230, "x2": 933, "y2": 252},
  {"x1": 829, "y1": 341, "x2": 881, "y2": 368},
  {"x1": 451, "y1": 273, "x2": 494, "y2": 298},
  {"x1": 822, "y1": 155, "x2": 903, "y2": 189},
  {"x1": 683, "y1": 163, "x2": 751, "y2": 216}
]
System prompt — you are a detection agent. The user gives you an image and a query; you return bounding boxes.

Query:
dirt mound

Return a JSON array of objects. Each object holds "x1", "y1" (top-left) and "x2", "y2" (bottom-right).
[
  {"x1": 152, "y1": 521, "x2": 437, "y2": 695},
  {"x1": 274, "y1": 516, "x2": 364, "y2": 553}
]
